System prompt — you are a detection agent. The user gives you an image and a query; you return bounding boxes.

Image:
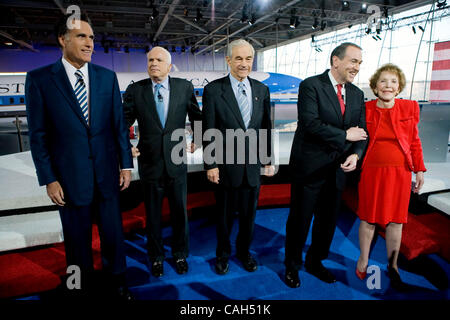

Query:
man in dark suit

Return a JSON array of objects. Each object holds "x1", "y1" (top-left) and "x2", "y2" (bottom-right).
[
  {"x1": 284, "y1": 42, "x2": 368, "y2": 288},
  {"x1": 123, "y1": 47, "x2": 202, "y2": 278},
  {"x1": 202, "y1": 39, "x2": 274, "y2": 275},
  {"x1": 25, "y1": 14, "x2": 134, "y2": 299}
]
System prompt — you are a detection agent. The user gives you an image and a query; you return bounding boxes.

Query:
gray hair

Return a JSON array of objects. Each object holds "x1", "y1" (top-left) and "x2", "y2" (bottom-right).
[
  {"x1": 226, "y1": 39, "x2": 255, "y2": 58},
  {"x1": 330, "y1": 42, "x2": 361, "y2": 66},
  {"x1": 147, "y1": 46, "x2": 172, "y2": 64}
]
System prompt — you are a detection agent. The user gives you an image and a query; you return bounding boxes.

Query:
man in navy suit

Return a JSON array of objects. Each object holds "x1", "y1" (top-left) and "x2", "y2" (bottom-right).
[{"x1": 25, "y1": 14, "x2": 134, "y2": 299}]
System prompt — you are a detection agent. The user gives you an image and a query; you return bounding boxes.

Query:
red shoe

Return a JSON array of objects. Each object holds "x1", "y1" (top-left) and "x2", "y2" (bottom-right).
[{"x1": 355, "y1": 267, "x2": 367, "y2": 280}]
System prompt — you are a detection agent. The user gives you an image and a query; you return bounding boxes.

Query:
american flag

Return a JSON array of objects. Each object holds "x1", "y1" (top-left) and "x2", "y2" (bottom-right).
[{"x1": 430, "y1": 41, "x2": 450, "y2": 102}]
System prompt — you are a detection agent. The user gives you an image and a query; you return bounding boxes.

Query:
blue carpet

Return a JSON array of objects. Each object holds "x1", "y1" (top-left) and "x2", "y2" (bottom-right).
[{"x1": 121, "y1": 206, "x2": 450, "y2": 300}]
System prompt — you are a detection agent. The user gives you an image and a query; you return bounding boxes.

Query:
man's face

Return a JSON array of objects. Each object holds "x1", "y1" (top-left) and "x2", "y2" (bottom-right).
[
  {"x1": 147, "y1": 47, "x2": 172, "y2": 82},
  {"x1": 332, "y1": 46, "x2": 363, "y2": 83},
  {"x1": 59, "y1": 20, "x2": 94, "y2": 69},
  {"x1": 226, "y1": 44, "x2": 254, "y2": 81}
]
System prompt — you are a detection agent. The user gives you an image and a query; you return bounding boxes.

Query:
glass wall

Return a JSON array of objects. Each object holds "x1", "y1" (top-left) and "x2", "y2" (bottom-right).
[{"x1": 258, "y1": 3, "x2": 450, "y2": 101}]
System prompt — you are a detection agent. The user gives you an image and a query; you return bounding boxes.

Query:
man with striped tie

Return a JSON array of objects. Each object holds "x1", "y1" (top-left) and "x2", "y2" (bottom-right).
[
  {"x1": 25, "y1": 14, "x2": 134, "y2": 299},
  {"x1": 202, "y1": 39, "x2": 274, "y2": 275}
]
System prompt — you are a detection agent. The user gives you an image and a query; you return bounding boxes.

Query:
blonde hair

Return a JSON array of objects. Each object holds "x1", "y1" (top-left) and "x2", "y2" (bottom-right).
[{"x1": 369, "y1": 63, "x2": 406, "y2": 96}]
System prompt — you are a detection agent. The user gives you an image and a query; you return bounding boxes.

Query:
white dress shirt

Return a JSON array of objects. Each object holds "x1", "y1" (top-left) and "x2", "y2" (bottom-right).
[{"x1": 229, "y1": 73, "x2": 253, "y2": 120}]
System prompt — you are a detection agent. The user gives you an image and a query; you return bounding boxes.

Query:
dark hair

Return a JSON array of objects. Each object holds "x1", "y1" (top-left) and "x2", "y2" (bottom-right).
[
  {"x1": 54, "y1": 13, "x2": 91, "y2": 47},
  {"x1": 330, "y1": 42, "x2": 361, "y2": 66}
]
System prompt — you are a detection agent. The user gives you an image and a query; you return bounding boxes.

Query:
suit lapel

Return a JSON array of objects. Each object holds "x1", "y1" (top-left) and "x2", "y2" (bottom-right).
[
  {"x1": 221, "y1": 77, "x2": 246, "y2": 129},
  {"x1": 141, "y1": 79, "x2": 163, "y2": 130},
  {"x1": 319, "y1": 71, "x2": 343, "y2": 123},
  {"x1": 343, "y1": 84, "x2": 355, "y2": 127},
  {"x1": 88, "y1": 63, "x2": 99, "y2": 129},
  {"x1": 51, "y1": 60, "x2": 89, "y2": 129},
  {"x1": 165, "y1": 77, "x2": 178, "y2": 131},
  {"x1": 247, "y1": 77, "x2": 260, "y2": 129}
]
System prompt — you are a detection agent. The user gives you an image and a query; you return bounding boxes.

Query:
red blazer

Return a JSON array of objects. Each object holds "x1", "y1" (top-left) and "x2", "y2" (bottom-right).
[{"x1": 362, "y1": 99, "x2": 426, "y2": 173}]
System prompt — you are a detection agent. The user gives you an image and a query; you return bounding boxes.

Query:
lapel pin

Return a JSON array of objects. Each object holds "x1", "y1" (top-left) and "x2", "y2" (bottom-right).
[{"x1": 255, "y1": 97, "x2": 258, "y2": 101}]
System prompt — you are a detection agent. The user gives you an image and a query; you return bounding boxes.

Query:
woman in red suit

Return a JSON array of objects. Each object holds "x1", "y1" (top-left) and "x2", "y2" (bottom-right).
[{"x1": 355, "y1": 64, "x2": 426, "y2": 289}]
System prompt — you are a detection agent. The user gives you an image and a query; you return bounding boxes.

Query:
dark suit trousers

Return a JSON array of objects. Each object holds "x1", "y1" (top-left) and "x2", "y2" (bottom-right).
[
  {"x1": 284, "y1": 165, "x2": 343, "y2": 270},
  {"x1": 142, "y1": 171, "x2": 188, "y2": 262},
  {"x1": 215, "y1": 171, "x2": 260, "y2": 259},
  {"x1": 58, "y1": 186, "x2": 126, "y2": 281}
]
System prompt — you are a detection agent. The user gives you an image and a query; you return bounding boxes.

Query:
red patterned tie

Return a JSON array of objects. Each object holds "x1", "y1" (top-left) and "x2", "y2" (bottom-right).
[{"x1": 337, "y1": 84, "x2": 345, "y2": 115}]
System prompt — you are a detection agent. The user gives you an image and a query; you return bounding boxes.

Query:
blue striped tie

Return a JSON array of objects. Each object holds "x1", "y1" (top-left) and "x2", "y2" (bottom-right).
[
  {"x1": 237, "y1": 82, "x2": 251, "y2": 128},
  {"x1": 74, "y1": 70, "x2": 88, "y2": 124}
]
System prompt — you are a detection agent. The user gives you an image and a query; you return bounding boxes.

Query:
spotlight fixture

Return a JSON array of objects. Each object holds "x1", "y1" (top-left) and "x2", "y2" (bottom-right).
[
  {"x1": 124, "y1": 45, "x2": 129, "y2": 53},
  {"x1": 171, "y1": 46, "x2": 176, "y2": 53},
  {"x1": 321, "y1": 20, "x2": 327, "y2": 31},
  {"x1": 376, "y1": 35, "x2": 382, "y2": 40},
  {"x1": 341, "y1": 1, "x2": 350, "y2": 11},
  {"x1": 181, "y1": 45, "x2": 186, "y2": 52},
  {"x1": 312, "y1": 17, "x2": 319, "y2": 29},
  {"x1": 145, "y1": 45, "x2": 150, "y2": 53},
  {"x1": 151, "y1": 7, "x2": 159, "y2": 20},
  {"x1": 311, "y1": 34, "x2": 315, "y2": 42},
  {"x1": 290, "y1": 16, "x2": 296, "y2": 28},
  {"x1": 249, "y1": 15, "x2": 256, "y2": 25},
  {"x1": 360, "y1": 3, "x2": 367, "y2": 14},
  {"x1": 412, "y1": 26, "x2": 416, "y2": 34},
  {"x1": 365, "y1": 28, "x2": 371, "y2": 34},
  {"x1": 184, "y1": 7, "x2": 188, "y2": 17},
  {"x1": 372, "y1": 36, "x2": 378, "y2": 41},
  {"x1": 194, "y1": 8, "x2": 203, "y2": 22},
  {"x1": 418, "y1": 26, "x2": 425, "y2": 32}
]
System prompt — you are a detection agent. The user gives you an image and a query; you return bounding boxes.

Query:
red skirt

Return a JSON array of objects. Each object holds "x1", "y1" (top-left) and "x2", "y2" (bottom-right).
[{"x1": 357, "y1": 166, "x2": 412, "y2": 226}]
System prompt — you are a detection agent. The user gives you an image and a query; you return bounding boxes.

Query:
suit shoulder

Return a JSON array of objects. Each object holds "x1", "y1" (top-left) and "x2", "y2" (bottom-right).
[
  {"x1": 205, "y1": 76, "x2": 227, "y2": 90},
  {"x1": 347, "y1": 82, "x2": 363, "y2": 95},
  {"x1": 90, "y1": 64, "x2": 116, "y2": 77},
  {"x1": 27, "y1": 64, "x2": 54, "y2": 79}
]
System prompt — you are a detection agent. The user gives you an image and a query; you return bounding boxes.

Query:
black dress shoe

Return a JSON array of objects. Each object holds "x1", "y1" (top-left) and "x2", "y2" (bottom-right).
[
  {"x1": 388, "y1": 265, "x2": 408, "y2": 291},
  {"x1": 215, "y1": 257, "x2": 229, "y2": 275},
  {"x1": 237, "y1": 254, "x2": 258, "y2": 272},
  {"x1": 151, "y1": 261, "x2": 164, "y2": 277},
  {"x1": 305, "y1": 261, "x2": 337, "y2": 283},
  {"x1": 285, "y1": 269, "x2": 300, "y2": 288},
  {"x1": 114, "y1": 286, "x2": 135, "y2": 301},
  {"x1": 175, "y1": 258, "x2": 189, "y2": 275}
]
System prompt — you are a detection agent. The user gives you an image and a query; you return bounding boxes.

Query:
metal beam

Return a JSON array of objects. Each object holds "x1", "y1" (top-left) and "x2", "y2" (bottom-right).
[
  {"x1": 171, "y1": 14, "x2": 208, "y2": 34},
  {"x1": 154, "y1": 0, "x2": 181, "y2": 42},
  {"x1": 195, "y1": 0, "x2": 304, "y2": 55},
  {"x1": 0, "y1": 30, "x2": 39, "y2": 52}
]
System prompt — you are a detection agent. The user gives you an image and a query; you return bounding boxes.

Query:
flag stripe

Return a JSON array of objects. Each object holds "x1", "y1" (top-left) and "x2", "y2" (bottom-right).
[
  {"x1": 430, "y1": 80, "x2": 450, "y2": 90},
  {"x1": 431, "y1": 59, "x2": 450, "y2": 71}
]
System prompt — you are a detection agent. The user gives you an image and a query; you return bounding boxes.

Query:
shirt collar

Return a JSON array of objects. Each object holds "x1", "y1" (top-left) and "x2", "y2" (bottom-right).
[
  {"x1": 229, "y1": 73, "x2": 250, "y2": 90},
  {"x1": 61, "y1": 57, "x2": 88, "y2": 77},
  {"x1": 152, "y1": 76, "x2": 170, "y2": 90},
  {"x1": 328, "y1": 70, "x2": 345, "y2": 89}
]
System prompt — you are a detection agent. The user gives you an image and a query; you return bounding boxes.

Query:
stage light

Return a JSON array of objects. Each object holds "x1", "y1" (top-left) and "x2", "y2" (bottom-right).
[
  {"x1": 360, "y1": 3, "x2": 367, "y2": 14},
  {"x1": 418, "y1": 26, "x2": 425, "y2": 32},
  {"x1": 194, "y1": 8, "x2": 203, "y2": 22},
  {"x1": 312, "y1": 17, "x2": 319, "y2": 29},
  {"x1": 412, "y1": 26, "x2": 416, "y2": 34},
  {"x1": 341, "y1": 1, "x2": 350, "y2": 11},
  {"x1": 151, "y1": 7, "x2": 159, "y2": 20},
  {"x1": 321, "y1": 20, "x2": 327, "y2": 31}
]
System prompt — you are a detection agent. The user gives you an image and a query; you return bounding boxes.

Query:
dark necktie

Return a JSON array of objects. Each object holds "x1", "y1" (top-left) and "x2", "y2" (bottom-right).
[
  {"x1": 237, "y1": 82, "x2": 251, "y2": 128},
  {"x1": 337, "y1": 84, "x2": 345, "y2": 115}
]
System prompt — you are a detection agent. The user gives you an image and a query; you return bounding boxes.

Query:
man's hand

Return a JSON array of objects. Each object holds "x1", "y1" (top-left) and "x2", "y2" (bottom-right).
[
  {"x1": 46, "y1": 181, "x2": 65, "y2": 206},
  {"x1": 414, "y1": 171, "x2": 424, "y2": 194},
  {"x1": 120, "y1": 170, "x2": 132, "y2": 191},
  {"x1": 132, "y1": 146, "x2": 140, "y2": 158},
  {"x1": 263, "y1": 165, "x2": 275, "y2": 177},
  {"x1": 207, "y1": 168, "x2": 220, "y2": 184},
  {"x1": 346, "y1": 126, "x2": 368, "y2": 142},
  {"x1": 341, "y1": 154, "x2": 359, "y2": 173}
]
